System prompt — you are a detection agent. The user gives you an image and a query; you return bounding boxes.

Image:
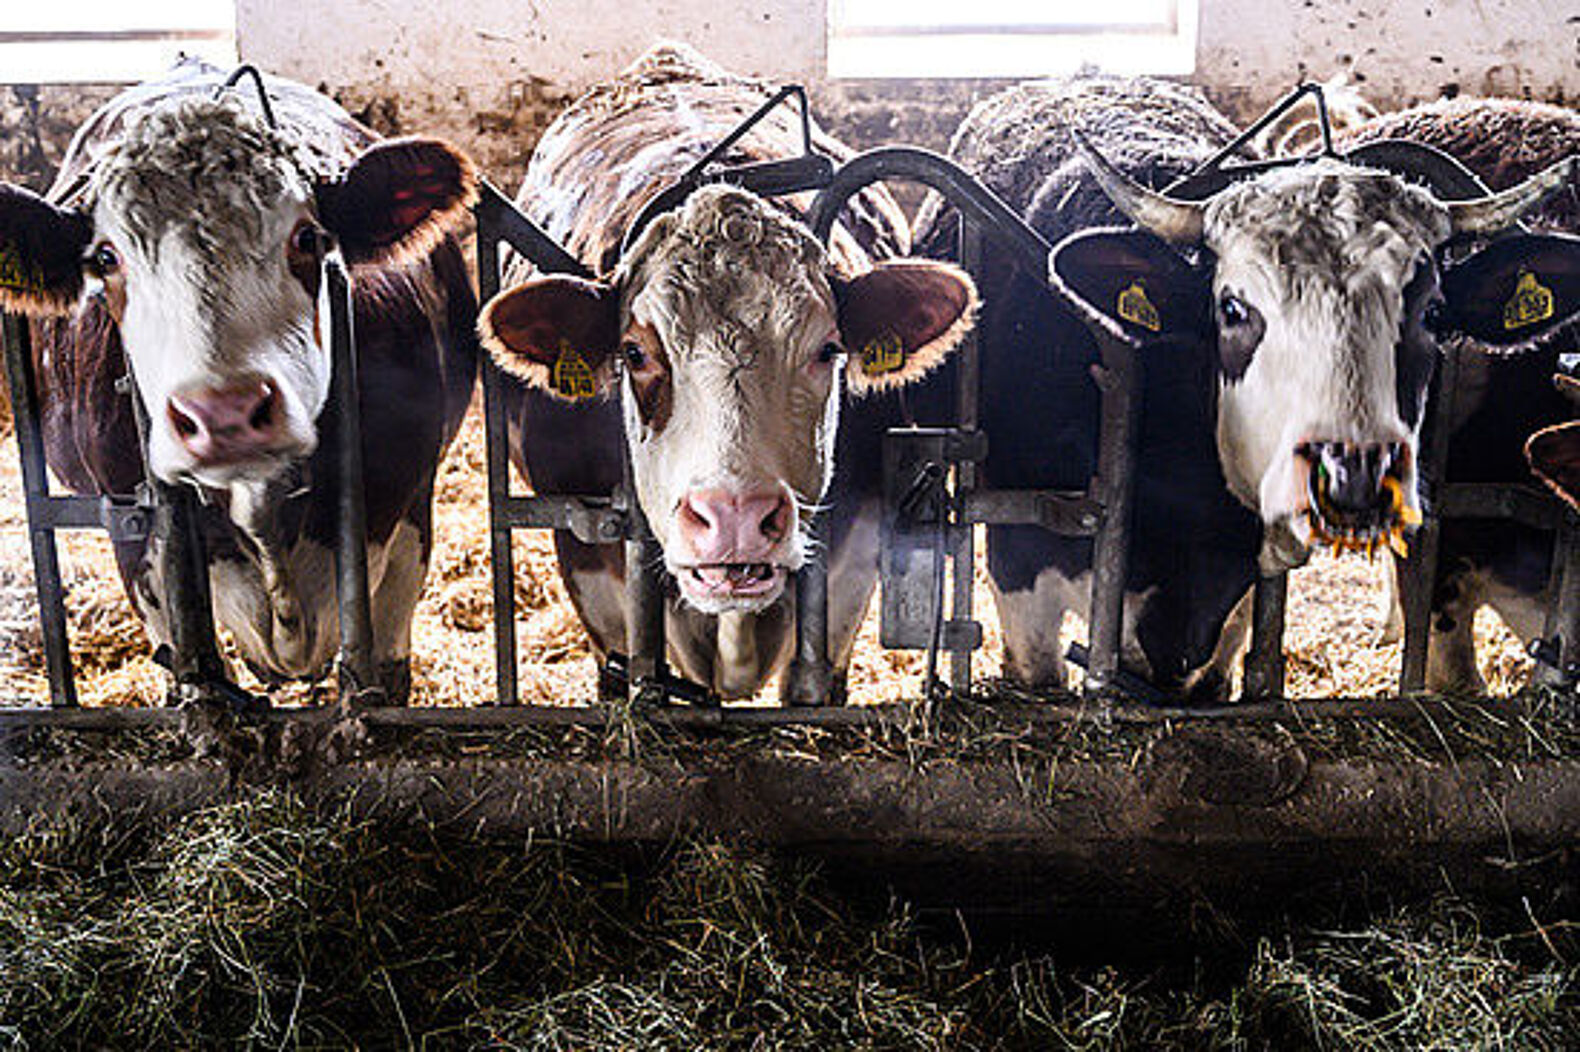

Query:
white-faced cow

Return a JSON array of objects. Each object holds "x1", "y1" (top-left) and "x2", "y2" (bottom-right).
[
  {"x1": 915, "y1": 76, "x2": 1578, "y2": 701},
  {"x1": 0, "y1": 61, "x2": 479, "y2": 701},
  {"x1": 1336, "y1": 97, "x2": 1580, "y2": 689},
  {"x1": 479, "y1": 44, "x2": 976, "y2": 700}
]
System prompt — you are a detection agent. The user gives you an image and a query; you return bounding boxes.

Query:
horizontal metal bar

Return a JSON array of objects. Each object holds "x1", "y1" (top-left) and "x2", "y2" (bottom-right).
[
  {"x1": 963, "y1": 488, "x2": 1102, "y2": 535},
  {"x1": 0, "y1": 696, "x2": 1542, "y2": 733},
  {"x1": 497, "y1": 494, "x2": 626, "y2": 544},
  {"x1": 1437, "y1": 483, "x2": 1572, "y2": 531}
]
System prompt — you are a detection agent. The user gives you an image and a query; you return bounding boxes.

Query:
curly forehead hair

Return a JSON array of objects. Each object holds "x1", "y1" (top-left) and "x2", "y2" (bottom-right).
[
  {"x1": 620, "y1": 184, "x2": 829, "y2": 301},
  {"x1": 93, "y1": 96, "x2": 308, "y2": 258}
]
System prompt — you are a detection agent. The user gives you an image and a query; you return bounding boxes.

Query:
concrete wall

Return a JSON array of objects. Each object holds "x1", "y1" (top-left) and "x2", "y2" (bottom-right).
[
  {"x1": 4, "y1": 2, "x2": 1578, "y2": 193},
  {"x1": 230, "y1": 0, "x2": 1578, "y2": 191}
]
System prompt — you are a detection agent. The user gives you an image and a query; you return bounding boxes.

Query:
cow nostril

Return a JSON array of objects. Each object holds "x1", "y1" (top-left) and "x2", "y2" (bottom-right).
[
  {"x1": 679, "y1": 495, "x2": 714, "y2": 535},
  {"x1": 247, "y1": 385, "x2": 278, "y2": 433},
  {"x1": 168, "y1": 401, "x2": 200, "y2": 439},
  {"x1": 760, "y1": 499, "x2": 789, "y2": 541}
]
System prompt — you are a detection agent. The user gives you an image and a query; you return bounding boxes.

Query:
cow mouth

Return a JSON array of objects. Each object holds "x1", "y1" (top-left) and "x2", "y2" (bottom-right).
[
  {"x1": 1300, "y1": 456, "x2": 1422, "y2": 557},
  {"x1": 679, "y1": 562, "x2": 787, "y2": 602}
]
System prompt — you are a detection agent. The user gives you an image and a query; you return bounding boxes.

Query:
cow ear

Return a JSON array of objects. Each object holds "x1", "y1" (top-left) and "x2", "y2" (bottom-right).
[
  {"x1": 1050, "y1": 227, "x2": 1210, "y2": 345},
  {"x1": 1441, "y1": 233, "x2": 1580, "y2": 348},
  {"x1": 317, "y1": 138, "x2": 478, "y2": 266},
  {"x1": 1527, "y1": 421, "x2": 1580, "y2": 510},
  {"x1": 836, "y1": 260, "x2": 977, "y2": 394},
  {"x1": 0, "y1": 183, "x2": 93, "y2": 316},
  {"x1": 479, "y1": 276, "x2": 620, "y2": 402}
]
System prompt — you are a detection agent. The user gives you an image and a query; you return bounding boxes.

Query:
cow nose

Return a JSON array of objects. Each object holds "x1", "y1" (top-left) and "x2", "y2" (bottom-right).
[
  {"x1": 676, "y1": 487, "x2": 794, "y2": 563},
  {"x1": 1307, "y1": 440, "x2": 1401, "y2": 517},
  {"x1": 166, "y1": 379, "x2": 283, "y2": 463}
]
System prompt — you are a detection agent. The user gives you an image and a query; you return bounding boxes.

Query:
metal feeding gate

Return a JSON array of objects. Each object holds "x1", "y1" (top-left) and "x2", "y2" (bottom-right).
[
  {"x1": 4, "y1": 78, "x2": 1580, "y2": 719},
  {"x1": 470, "y1": 85, "x2": 1145, "y2": 709},
  {"x1": 4, "y1": 77, "x2": 1580, "y2": 927}
]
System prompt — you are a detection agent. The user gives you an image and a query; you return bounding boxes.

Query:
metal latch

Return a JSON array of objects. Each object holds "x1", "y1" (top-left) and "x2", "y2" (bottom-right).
[{"x1": 879, "y1": 426, "x2": 985, "y2": 651}]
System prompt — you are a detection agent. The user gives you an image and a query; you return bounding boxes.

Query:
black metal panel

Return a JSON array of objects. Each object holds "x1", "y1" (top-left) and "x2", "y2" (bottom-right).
[
  {"x1": 326, "y1": 258, "x2": 380, "y2": 704},
  {"x1": 1, "y1": 313, "x2": 76, "y2": 707}
]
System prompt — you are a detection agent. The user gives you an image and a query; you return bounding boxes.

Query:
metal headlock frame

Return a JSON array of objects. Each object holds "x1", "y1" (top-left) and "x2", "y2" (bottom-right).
[
  {"x1": 1172, "y1": 81, "x2": 1580, "y2": 699},
  {"x1": 474, "y1": 85, "x2": 1143, "y2": 707},
  {"x1": 5, "y1": 77, "x2": 1574, "y2": 718},
  {"x1": 0, "y1": 253, "x2": 382, "y2": 711}
]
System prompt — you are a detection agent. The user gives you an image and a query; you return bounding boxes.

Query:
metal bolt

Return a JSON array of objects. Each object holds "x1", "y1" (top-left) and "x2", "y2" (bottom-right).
[{"x1": 1080, "y1": 513, "x2": 1099, "y2": 530}]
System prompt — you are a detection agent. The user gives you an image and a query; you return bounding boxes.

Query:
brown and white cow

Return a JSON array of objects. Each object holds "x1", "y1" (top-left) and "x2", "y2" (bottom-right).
[
  {"x1": 480, "y1": 44, "x2": 975, "y2": 700},
  {"x1": 0, "y1": 60, "x2": 479, "y2": 701}
]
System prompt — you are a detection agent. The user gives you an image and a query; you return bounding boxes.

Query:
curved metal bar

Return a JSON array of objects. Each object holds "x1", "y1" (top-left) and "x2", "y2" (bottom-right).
[
  {"x1": 214, "y1": 64, "x2": 277, "y2": 129},
  {"x1": 1342, "y1": 139, "x2": 1492, "y2": 202},
  {"x1": 807, "y1": 147, "x2": 1051, "y2": 274}
]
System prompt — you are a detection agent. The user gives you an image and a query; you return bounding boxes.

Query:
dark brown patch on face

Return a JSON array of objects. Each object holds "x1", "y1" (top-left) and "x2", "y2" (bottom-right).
[
  {"x1": 1395, "y1": 256, "x2": 1443, "y2": 428},
  {"x1": 1215, "y1": 289, "x2": 1265, "y2": 381},
  {"x1": 622, "y1": 321, "x2": 672, "y2": 432}
]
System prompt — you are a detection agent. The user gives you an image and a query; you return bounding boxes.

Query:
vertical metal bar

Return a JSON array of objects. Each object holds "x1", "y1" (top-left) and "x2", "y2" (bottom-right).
[
  {"x1": 785, "y1": 521, "x2": 832, "y2": 706},
  {"x1": 1, "y1": 313, "x2": 76, "y2": 707},
  {"x1": 1084, "y1": 335, "x2": 1140, "y2": 698},
  {"x1": 476, "y1": 218, "x2": 520, "y2": 706},
  {"x1": 152, "y1": 479, "x2": 225, "y2": 688},
  {"x1": 1400, "y1": 343, "x2": 1459, "y2": 693},
  {"x1": 1537, "y1": 512, "x2": 1580, "y2": 689},
  {"x1": 326, "y1": 258, "x2": 378, "y2": 703},
  {"x1": 622, "y1": 462, "x2": 668, "y2": 704},
  {"x1": 1242, "y1": 573, "x2": 1288, "y2": 700},
  {"x1": 950, "y1": 219, "x2": 983, "y2": 696}
]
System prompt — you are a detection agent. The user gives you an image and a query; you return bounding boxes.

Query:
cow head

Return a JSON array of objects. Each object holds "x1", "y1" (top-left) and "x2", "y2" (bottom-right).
[
  {"x1": 482, "y1": 185, "x2": 976, "y2": 613},
  {"x1": 0, "y1": 95, "x2": 476, "y2": 488},
  {"x1": 1056, "y1": 142, "x2": 1580, "y2": 565}
]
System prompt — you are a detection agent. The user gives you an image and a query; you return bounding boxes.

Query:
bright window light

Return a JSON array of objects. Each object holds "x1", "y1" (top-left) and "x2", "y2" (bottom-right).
[
  {"x1": 0, "y1": 1, "x2": 236, "y2": 84},
  {"x1": 828, "y1": 0, "x2": 1198, "y2": 79}
]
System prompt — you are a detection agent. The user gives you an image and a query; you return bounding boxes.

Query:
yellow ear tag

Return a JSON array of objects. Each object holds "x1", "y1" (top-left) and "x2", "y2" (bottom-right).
[
  {"x1": 0, "y1": 242, "x2": 44, "y2": 295},
  {"x1": 1117, "y1": 281, "x2": 1161, "y2": 332},
  {"x1": 860, "y1": 332, "x2": 905, "y2": 377},
  {"x1": 1503, "y1": 270, "x2": 1554, "y2": 331},
  {"x1": 551, "y1": 343, "x2": 597, "y2": 401}
]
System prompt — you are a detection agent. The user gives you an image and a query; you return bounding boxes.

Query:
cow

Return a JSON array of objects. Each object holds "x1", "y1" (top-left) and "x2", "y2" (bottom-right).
[
  {"x1": 914, "y1": 75, "x2": 1579, "y2": 701},
  {"x1": 1335, "y1": 97, "x2": 1580, "y2": 689},
  {"x1": 0, "y1": 60, "x2": 480, "y2": 703},
  {"x1": 478, "y1": 44, "x2": 976, "y2": 701}
]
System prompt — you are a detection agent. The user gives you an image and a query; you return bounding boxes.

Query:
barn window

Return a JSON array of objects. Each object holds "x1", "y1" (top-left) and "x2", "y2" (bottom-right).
[
  {"x1": 827, "y1": 0, "x2": 1198, "y2": 79},
  {"x1": 0, "y1": 0, "x2": 235, "y2": 83}
]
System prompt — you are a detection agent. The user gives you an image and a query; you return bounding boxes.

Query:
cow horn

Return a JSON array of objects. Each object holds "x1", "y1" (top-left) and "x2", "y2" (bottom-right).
[
  {"x1": 1074, "y1": 130, "x2": 1206, "y2": 246},
  {"x1": 1447, "y1": 156, "x2": 1577, "y2": 236}
]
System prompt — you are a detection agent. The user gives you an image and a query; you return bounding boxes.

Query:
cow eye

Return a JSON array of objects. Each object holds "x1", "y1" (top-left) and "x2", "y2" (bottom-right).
[
  {"x1": 289, "y1": 222, "x2": 323, "y2": 258},
  {"x1": 1422, "y1": 297, "x2": 1449, "y2": 336},
  {"x1": 1218, "y1": 293, "x2": 1249, "y2": 327},
  {"x1": 88, "y1": 242, "x2": 119, "y2": 275},
  {"x1": 621, "y1": 342, "x2": 647, "y2": 370},
  {"x1": 817, "y1": 341, "x2": 843, "y2": 365}
]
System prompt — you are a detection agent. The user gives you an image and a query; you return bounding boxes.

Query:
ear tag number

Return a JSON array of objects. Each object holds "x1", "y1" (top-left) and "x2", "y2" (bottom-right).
[
  {"x1": 1117, "y1": 281, "x2": 1161, "y2": 332},
  {"x1": 0, "y1": 242, "x2": 44, "y2": 294},
  {"x1": 860, "y1": 332, "x2": 905, "y2": 377},
  {"x1": 1503, "y1": 270, "x2": 1554, "y2": 331},
  {"x1": 552, "y1": 343, "x2": 597, "y2": 401}
]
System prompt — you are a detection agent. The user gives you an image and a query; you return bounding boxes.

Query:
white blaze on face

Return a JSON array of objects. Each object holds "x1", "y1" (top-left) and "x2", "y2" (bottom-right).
[
  {"x1": 1202, "y1": 163, "x2": 1451, "y2": 550},
  {"x1": 88, "y1": 98, "x2": 330, "y2": 488},
  {"x1": 617, "y1": 187, "x2": 842, "y2": 613}
]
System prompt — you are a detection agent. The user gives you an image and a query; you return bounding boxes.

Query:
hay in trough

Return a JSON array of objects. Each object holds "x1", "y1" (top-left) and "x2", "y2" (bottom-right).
[{"x1": 2, "y1": 792, "x2": 1576, "y2": 1048}]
